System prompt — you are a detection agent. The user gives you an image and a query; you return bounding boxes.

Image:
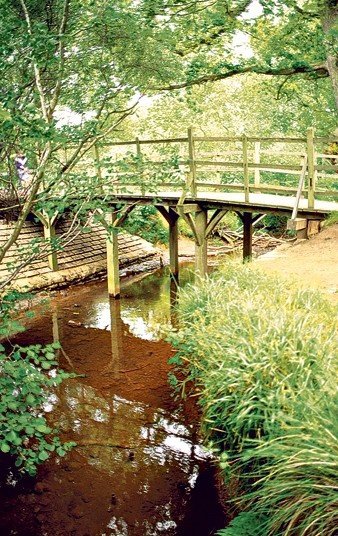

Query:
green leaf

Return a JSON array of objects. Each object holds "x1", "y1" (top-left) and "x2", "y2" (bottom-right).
[
  {"x1": 1, "y1": 443, "x2": 10, "y2": 453},
  {"x1": 26, "y1": 394, "x2": 35, "y2": 405},
  {"x1": 38, "y1": 450, "x2": 49, "y2": 461},
  {"x1": 36, "y1": 424, "x2": 51, "y2": 434}
]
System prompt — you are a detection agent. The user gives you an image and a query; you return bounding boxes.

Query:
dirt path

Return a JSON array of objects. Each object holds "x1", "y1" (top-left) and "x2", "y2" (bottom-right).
[
  {"x1": 257, "y1": 224, "x2": 338, "y2": 302},
  {"x1": 177, "y1": 226, "x2": 338, "y2": 302}
]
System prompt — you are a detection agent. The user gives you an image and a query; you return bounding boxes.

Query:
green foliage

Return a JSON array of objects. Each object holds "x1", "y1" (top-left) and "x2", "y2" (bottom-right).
[
  {"x1": 324, "y1": 211, "x2": 338, "y2": 227},
  {"x1": 168, "y1": 262, "x2": 338, "y2": 535},
  {"x1": 236, "y1": 407, "x2": 338, "y2": 536},
  {"x1": 124, "y1": 205, "x2": 168, "y2": 244},
  {"x1": 217, "y1": 512, "x2": 267, "y2": 536},
  {"x1": 169, "y1": 263, "x2": 337, "y2": 451},
  {"x1": 0, "y1": 290, "x2": 32, "y2": 337},
  {"x1": 0, "y1": 342, "x2": 76, "y2": 475},
  {"x1": 258, "y1": 214, "x2": 288, "y2": 234}
]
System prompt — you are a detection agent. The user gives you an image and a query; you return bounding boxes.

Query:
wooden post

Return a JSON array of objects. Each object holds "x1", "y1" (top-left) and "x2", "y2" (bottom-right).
[
  {"x1": 168, "y1": 207, "x2": 179, "y2": 279},
  {"x1": 254, "y1": 141, "x2": 261, "y2": 188},
  {"x1": 106, "y1": 210, "x2": 120, "y2": 298},
  {"x1": 243, "y1": 134, "x2": 250, "y2": 202},
  {"x1": 188, "y1": 127, "x2": 197, "y2": 197},
  {"x1": 242, "y1": 212, "x2": 253, "y2": 261},
  {"x1": 307, "y1": 127, "x2": 316, "y2": 209},
  {"x1": 43, "y1": 221, "x2": 59, "y2": 271},
  {"x1": 195, "y1": 208, "x2": 208, "y2": 277}
]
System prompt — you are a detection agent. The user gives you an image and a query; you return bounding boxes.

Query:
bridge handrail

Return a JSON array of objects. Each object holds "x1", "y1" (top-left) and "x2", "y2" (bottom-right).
[
  {"x1": 60, "y1": 128, "x2": 338, "y2": 207},
  {"x1": 291, "y1": 155, "x2": 308, "y2": 221}
]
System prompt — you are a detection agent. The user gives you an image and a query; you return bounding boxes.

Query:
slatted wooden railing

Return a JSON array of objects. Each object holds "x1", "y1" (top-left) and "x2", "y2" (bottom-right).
[{"x1": 68, "y1": 128, "x2": 338, "y2": 209}]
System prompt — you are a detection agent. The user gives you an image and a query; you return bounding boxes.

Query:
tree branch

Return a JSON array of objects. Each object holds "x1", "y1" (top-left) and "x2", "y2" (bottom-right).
[
  {"x1": 19, "y1": 0, "x2": 49, "y2": 122},
  {"x1": 48, "y1": 0, "x2": 71, "y2": 120},
  {"x1": 156, "y1": 63, "x2": 329, "y2": 90}
]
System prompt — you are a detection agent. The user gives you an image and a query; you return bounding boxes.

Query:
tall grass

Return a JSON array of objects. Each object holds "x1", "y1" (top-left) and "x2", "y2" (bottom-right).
[
  {"x1": 168, "y1": 262, "x2": 338, "y2": 535},
  {"x1": 237, "y1": 409, "x2": 338, "y2": 536},
  {"x1": 169, "y1": 263, "x2": 337, "y2": 451}
]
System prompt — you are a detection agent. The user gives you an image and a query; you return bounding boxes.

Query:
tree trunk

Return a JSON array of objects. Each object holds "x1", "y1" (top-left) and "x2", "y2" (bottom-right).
[{"x1": 321, "y1": 0, "x2": 338, "y2": 112}]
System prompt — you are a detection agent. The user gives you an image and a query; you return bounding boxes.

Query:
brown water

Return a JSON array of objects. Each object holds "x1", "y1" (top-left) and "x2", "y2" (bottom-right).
[{"x1": 0, "y1": 266, "x2": 226, "y2": 536}]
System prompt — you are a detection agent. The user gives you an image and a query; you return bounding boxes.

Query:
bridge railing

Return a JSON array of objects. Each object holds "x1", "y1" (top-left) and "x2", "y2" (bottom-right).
[{"x1": 57, "y1": 128, "x2": 338, "y2": 207}]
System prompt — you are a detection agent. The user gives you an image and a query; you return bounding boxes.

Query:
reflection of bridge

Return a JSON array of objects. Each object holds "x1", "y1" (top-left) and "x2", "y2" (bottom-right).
[{"x1": 88, "y1": 128, "x2": 338, "y2": 297}]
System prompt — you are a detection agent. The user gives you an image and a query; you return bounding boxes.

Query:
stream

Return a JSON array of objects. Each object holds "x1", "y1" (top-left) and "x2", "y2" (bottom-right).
[{"x1": 0, "y1": 264, "x2": 226, "y2": 536}]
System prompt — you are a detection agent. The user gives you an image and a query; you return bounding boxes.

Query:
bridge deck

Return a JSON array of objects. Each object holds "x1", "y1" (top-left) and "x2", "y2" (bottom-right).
[{"x1": 108, "y1": 188, "x2": 338, "y2": 218}]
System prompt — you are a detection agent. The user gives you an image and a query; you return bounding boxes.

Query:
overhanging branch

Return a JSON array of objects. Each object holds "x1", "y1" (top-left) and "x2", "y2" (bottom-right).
[{"x1": 156, "y1": 63, "x2": 329, "y2": 91}]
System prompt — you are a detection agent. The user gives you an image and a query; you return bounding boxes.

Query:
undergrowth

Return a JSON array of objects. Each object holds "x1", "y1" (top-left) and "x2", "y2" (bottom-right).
[
  {"x1": 168, "y1": 262, "x2": 338, "y2": 536},
  {"x1": 123, "y1": 205, "x2": 168, "y2": 244},
  {"x1": 0, "y1": 291, "x2": 76, "y2": 475}
]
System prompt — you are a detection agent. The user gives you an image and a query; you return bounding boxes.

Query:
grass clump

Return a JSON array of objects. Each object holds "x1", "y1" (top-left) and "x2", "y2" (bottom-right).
[
  {"x1": 237, "y1": 408, "x2": 338, "y2": 536},
  {"x1": 168, "y1": 262, "x2": 338, "y2": 535}
]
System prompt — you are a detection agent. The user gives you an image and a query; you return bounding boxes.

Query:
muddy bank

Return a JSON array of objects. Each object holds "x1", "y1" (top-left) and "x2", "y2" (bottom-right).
[{"x1": 0, "y1": 266, "x2": 226, "y2": 536}]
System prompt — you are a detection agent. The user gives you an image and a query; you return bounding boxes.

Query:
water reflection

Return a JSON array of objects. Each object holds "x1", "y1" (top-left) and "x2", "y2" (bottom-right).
[
  {"x1": 64, "y1": 265, "x2": 194, "y2": 341},
  {"x1": 0, "y1": 265, "x2": 225, "y2": 536}
]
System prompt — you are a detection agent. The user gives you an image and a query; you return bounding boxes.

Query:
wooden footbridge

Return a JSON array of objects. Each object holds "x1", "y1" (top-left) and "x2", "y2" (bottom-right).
[
  {"x1": 80, "y1": 127, "x2": 336, "y2": 297},
  {"x1": 4, "y1": 128, "x2": 338, "y2": 297}
]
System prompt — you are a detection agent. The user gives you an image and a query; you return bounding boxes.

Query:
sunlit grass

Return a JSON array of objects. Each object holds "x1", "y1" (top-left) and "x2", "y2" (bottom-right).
[{"x1": 168, "y1": 262, "x2": 338, "y2": 535}]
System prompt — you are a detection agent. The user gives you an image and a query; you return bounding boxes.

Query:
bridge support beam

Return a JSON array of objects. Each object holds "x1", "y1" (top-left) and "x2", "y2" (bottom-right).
[
  {"x1": 242, "y1": 212, "x2": 253, "y2": 262},
  {"x1": 33, "y1": 210, "x2": 59, "y2": 271},
  {"x1": 195, "y1": 208, "x2": 208, "y2": 277},
  {"x1": 237, "y1": 212, "x2": 263, "y2": 262},
  {"x1": 156, "y1": 206, "x2": 179, "y2": 280},
  {"x1": 169, "y1": 209, "x2": 179, "y2": 279},
  {"x1": 43, "y1": 222, "x2": 59, "y2": 271},
  {"x1": 106, "y1": 210, "x2": 120, "y2": 298}
]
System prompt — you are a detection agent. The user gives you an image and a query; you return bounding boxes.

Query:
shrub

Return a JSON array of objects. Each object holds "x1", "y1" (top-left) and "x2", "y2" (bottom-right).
[
  {"x1": 169, "y1": 263, "x2": 337, "y2": 452},
  {"x1": 0, "y1": 291, "x2": 76, "y2": 475},
  {"x1": 124, "y1": 205, "x2": 168, "y2": 244},
  {"x1": 168, "y1": 262, "x2": 338, "y2": 536},
  {"x1": 0, "y1": 342, "x2": 76, "y2": 475}
]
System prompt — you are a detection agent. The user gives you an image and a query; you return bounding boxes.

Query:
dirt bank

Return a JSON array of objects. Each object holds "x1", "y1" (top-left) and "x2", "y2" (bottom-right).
[{"x1": 257, "y1": 224, "x2": 338, "y2": 302}]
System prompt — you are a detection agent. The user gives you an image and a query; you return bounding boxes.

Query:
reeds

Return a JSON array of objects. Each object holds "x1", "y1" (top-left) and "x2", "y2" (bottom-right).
[{"x1": 169, "y1": 262, "x2": 338, "y2": 535}]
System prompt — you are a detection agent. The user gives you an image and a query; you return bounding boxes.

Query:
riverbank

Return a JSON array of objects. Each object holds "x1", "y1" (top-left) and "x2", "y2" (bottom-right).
[{"x1": 257, "y1": 223, "x2": 338, "y2": 301}]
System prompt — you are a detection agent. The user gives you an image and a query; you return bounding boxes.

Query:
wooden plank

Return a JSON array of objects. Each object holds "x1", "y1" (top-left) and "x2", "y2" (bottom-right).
[
  {"x1": 195, "y1": 160, "x2": 302, "y2": 172},
  {"x1": 307, "y1": 127, "x2": 316, "y2": 209},
  {"x1": 178, "y1": 203, "x2": 201, "y2": 214},
  {"x1": 99, "y1": 137, "x2": 189, "y2": 147},
  {"x1": 315, "y1": 164, "x2": 338, "y2": 171},
  {"x1": 248, "y1": 137, "x2": 306, "y2": 143},
  {"x1": 193, "y1": 136, "x2": 242, "y2": 142},
  {"x1": 188, "y1": 127, "x2": 197, "y2": 196},
  {"x1": 254, "y1": 141, "x2": 261, "y2": 188},
  {"x1": 314, "y1": 137, "x2": 338, "y2": 143},
  {"x1": 205, "y1": 209, "x2": 228, "y2": 238},
  {"x1": 243, "y1": 135, "x2": 249, "y2": 202},
  {"x1": 291, "y1": 155, "x2": 308, "y2": 221}
]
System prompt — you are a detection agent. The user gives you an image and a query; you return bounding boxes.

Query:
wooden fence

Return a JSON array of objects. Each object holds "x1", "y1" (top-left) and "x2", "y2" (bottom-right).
[{"x1": 82, "y1": 127, "x2": 338, "y2": 210}]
